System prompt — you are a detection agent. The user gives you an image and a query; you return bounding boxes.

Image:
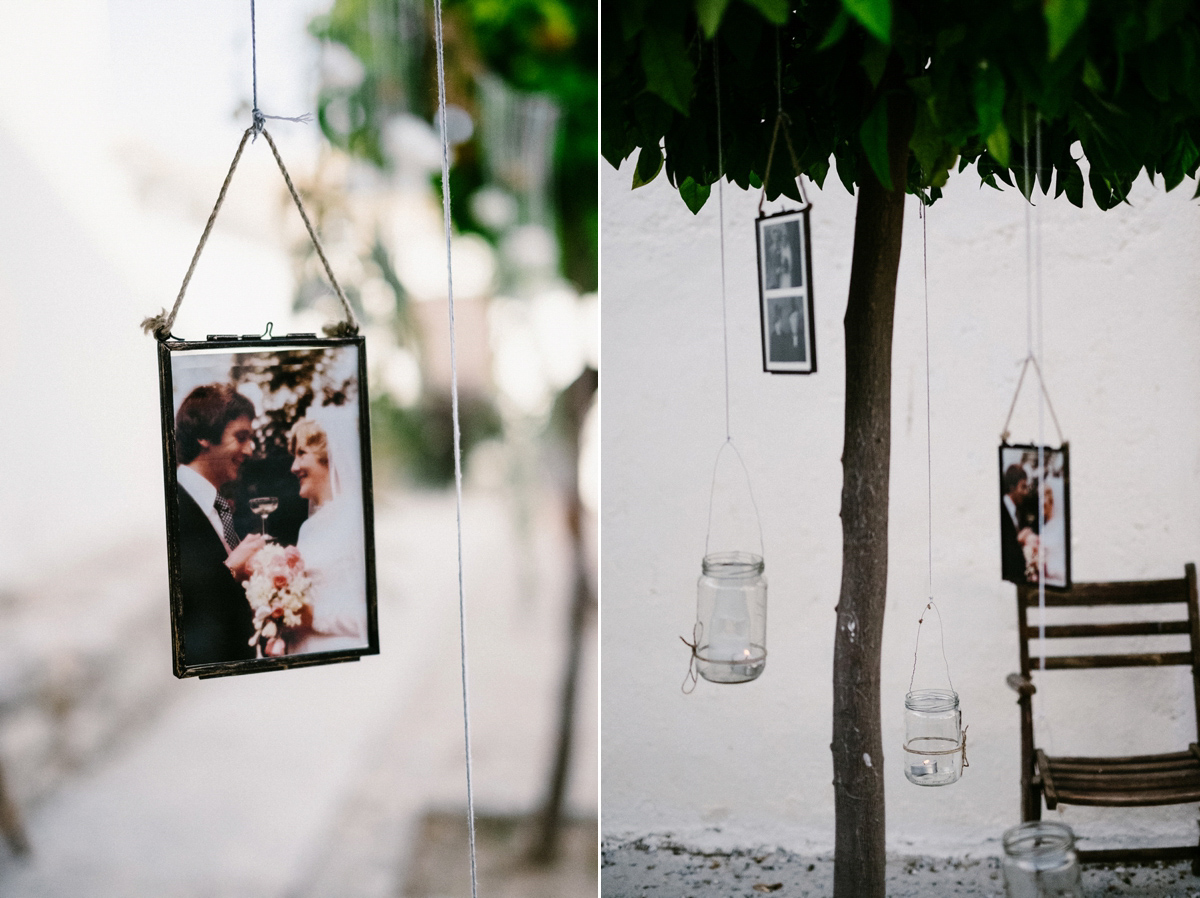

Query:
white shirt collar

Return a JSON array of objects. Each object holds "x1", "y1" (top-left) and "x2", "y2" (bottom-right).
[
  {"x1": 177, "y1": 465, "x2": 232, "y2": 554},
  {"x1": 1002, "y1": 494, "x2": 1020, "y2": 529}
]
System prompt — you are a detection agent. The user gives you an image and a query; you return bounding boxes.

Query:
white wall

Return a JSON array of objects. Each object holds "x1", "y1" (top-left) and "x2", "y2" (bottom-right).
[
  {"x1": 601, "y1": 156, "x2": 1200, "y2": 855},
  {"x1": 0, "y1": 0, "x2": 326, "y2": 589}
]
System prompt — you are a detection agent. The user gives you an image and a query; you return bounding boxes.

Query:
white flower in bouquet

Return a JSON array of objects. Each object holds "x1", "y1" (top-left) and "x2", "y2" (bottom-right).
[{"x1": 243, "y1": 543, "x2": 312, "y2": 655}]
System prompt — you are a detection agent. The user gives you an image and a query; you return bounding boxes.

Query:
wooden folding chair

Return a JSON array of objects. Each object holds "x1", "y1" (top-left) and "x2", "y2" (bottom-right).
[{"x1": 1008, "y1": 563, "x2": 1200, "y2": 872}]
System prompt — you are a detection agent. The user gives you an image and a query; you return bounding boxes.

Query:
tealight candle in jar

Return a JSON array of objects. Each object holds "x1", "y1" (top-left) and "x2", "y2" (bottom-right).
[
  {"x1": 694, "y1": 552, "x2": 767, "y2": 684},
  {"x1": 903, "y1": 689, "x2": 963, "y2": 786}
]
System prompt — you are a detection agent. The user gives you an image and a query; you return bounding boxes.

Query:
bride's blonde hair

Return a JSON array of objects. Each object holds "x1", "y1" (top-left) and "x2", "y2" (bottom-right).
[{"x1": 287, "y1": 418, "x2": 329, "y2": 466}]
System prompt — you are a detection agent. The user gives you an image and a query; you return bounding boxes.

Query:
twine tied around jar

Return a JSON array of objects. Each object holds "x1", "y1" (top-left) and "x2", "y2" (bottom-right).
[
  {"x1": 680, "y1": 623, "x2": 702, "y2": 694},
  {"x1": 903, "y1": 724, "x2": 969, "y2": 770}
]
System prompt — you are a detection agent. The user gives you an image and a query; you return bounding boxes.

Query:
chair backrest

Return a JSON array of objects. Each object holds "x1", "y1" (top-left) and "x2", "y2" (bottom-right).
[{"x1": 1017, "y1": 564, "x2": 1200, "y2": 730}]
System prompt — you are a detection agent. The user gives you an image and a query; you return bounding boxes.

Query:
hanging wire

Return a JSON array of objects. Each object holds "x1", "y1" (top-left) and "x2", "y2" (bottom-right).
[
  {"x1": 432, "y1": 0, "x2": 480, "y2": 893},
  {"x1": 715, "y1": 48, "x2": 731, "y2": 441},
  {"x1": 908, "y1": 203, "x2": 954, "y2": 697},
  {"x1": 684, "y1": 42, "x2": 767, "y2": 692},
  {"x1": 1035, "y1": 112, "x2": 1047, "y2": 674}
]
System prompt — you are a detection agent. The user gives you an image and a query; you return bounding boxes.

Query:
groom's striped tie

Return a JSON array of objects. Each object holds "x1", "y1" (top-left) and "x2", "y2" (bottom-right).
[{"x1": 214, "y1": 497, "x2": 241, "y2": 551}]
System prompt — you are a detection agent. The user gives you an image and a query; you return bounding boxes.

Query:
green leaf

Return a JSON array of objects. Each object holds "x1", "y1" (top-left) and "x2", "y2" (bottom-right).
[
  {"x1": 859, "y1": 94, "x2": 891, "y2": 189},
  {"x1": 621, "y1": 0, "x2": 648, "y2": 41},
  {"x1": 861, "y1": 41, "x2": 890, "y2": 88},
  {"x1": 973, "y1": 62, "x2": 1005, "y2": 137},
  {"x1": 842, "y1": 0, "x2": 891, "y2": 44},
  {"x1": 986, "y1": 121, "x2": 1011, "y2": 169},
  {"x1": 1060, "y1": 158, "x2": 1085, "y2": 207},
  {"x1": 696, "y1": 0, "x2": 732, "y2": 38},
  {"x1": 743, "y1": 0, "x2": 789, "y2": 26},
  {"x1": 909, "y1": 102, "x2": 941, "y2": 177},
  {"x1": 680, "y1": 176, "x2": 712, "y2": 213},
  {"x1": 1082, "y1": 58, "x2": 1104, "y2": 91},
  {"x1": 640, "y1": 27, "x2": 695, "y2": 114},
  {"x1": 1147, "y1": 0, "x2": 1191, "y2": 43},
  {"x1": 1044, "y1": 0, "x2": 1089, "y2": 60},
  {"x1": 633, "y1": 145, "x2": 664, "y2": 187},
  {"x1": 818, "y1": 10, "x2": 850, "y2": 50},
  {"x1": 1193, "y1": 178, "x2": 1200, "y2": 200}
]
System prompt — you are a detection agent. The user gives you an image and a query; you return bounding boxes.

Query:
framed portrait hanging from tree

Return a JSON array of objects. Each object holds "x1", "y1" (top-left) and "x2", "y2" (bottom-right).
[
  {"x1": 756, "y1": 207, "x2": 816, "y2": 374},
  {"x1": 998, "y1": 442, "x2": 1071, "y2": 591},
  {"x1": 158, "y1": 334, "x2": 379, "y2": 679}
]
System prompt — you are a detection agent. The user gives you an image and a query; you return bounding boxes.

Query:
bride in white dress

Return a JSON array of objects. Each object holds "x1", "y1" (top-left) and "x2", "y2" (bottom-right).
[{"x1": 286, "y1": 406, "x2": 369, "y2": 654}]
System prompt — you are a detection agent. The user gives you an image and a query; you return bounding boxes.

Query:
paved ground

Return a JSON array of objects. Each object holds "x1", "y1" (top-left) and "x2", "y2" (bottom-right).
[
  {"x1": 0, "y1": 490, "x2": 596, "y2": 898},
  {"x1": 602, "y1": 837, "x2": 1200, "y2": 898}
]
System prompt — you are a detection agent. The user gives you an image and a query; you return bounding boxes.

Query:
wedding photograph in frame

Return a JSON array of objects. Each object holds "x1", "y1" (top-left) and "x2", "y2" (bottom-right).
[
  {"x1": 157, "y1": 335, "x2": 379, "y2": 679},
  {"x1": 998, "y1": 442, "x2": 1071, "y2": 590},
  {"x1": 756, "y1": 207, "x2": 816, "y2": 374}
]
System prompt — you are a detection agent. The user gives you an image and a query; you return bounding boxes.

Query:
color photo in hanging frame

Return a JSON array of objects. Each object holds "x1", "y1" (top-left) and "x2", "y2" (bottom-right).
[
  {"x1": 998, "y1": 443, "x2": 1071, "y2": 590},
  {"x1": 756, "y1": 208, "x2": 816, "y2": 374},
  {"x1": 157, "y1": 335, "x2": 379, "y2": 679}
]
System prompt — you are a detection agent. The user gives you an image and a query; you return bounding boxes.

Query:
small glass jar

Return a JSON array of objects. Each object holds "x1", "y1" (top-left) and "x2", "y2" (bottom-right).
[
  {"x1": 694, "y1": 552, "x2": 767, "y2": 684},
  {"x1": 903, "y1": 689, "x2": 964, "y2": 785},
  {"x1": 1002, "y1": 821, "x2": 1084, "y2": 898}
]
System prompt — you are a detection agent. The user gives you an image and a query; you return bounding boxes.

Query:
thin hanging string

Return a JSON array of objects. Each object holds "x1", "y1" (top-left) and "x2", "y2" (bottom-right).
[
  {"x1": 908, "y1": 202, "x2": 954, "y2": 698},
  {"x1": 140, "y1": 4, "x2": 353, "y2": 341},
  {"x1": 715, "y1": 48, "x2": 731, "y2": 440},
  {"x1": 1000, "y1": 111, "x2": 1061, "y2": 443},
  {"x1": 433, "y1": 1, "x2": 479, "y2": 895},
  {"x1": 685, "y1": 44, "x2": 766, "y2": 692},
  {"x1": 775, "y1": 28, "x2": 783, "y2": 115},
  {"x1": 703, "y1": 43, "x2": 765, "y2": 559},
  {"x1": 922, "y1": 205, "x2": 932, "y2": 604},
  {"x1": 1034, "y1": 113, "x2": 1047, "y2": 673},
  {"x1": 757, "y1": 30, "x2": 809, "y2": 216},
  {"x1": 249, "y1": 0, "x2": 312, "y2": 137}
]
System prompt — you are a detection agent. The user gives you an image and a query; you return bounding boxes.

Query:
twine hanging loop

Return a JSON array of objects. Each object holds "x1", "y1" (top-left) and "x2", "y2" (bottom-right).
[{"x1": 141, "y1": 125, "x2": 358, "y2": 341}]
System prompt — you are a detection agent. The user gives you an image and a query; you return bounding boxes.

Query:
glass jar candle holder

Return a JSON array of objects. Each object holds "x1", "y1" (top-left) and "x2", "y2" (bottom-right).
[
  {"x1": 903, "y1": 689, "x2": 964, "y2": 785},
  {"x1": 694, "y1": 552, "x2": 767, "y2": 684},
  {"x1": 1002, "y1": 821, "x2": 1084, "y2": 898}
]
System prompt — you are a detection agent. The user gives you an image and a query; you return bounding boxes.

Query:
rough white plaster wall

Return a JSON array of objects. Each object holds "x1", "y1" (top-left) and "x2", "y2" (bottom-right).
[{"x1": 601, "y1": 156, "x2": 1200, "y2": 856}]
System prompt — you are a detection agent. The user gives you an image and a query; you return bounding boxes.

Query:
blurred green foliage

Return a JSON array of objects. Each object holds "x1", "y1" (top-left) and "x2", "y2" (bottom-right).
[{"x1": 310, "y1": 0, "x2": 597, "y2": 289}]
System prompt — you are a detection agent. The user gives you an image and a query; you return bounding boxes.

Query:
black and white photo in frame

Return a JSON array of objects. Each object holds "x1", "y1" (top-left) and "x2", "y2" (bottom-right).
[
  {"x1": 158, "y1": 335, "x2": 379, "y2": 678},
  {"x1": 756, "y1": 208, "x2": 816, "y2": 374},
  {"x1": 998, "y1": 443, "x2": 1071, "y2": 590}
]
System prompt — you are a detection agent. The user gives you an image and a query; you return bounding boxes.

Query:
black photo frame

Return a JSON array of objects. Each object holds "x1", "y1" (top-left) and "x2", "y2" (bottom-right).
[
  {"x1": 756, "y1": 207, "x2": 816, "y2": 374},
  {"x1": 157, "y1": 334, "x2": 379, "y2": 679},
  {"x1": 998, "y1": 442, "x2": 1071, "y2": 590}
]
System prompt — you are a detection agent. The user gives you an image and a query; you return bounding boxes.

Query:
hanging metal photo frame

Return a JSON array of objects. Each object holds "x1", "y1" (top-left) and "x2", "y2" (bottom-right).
[
  {"x1": 998, "y1": 442, "x2": 1071, "y2": 591},
  {"x1": 756, "y1": 207, "x2": 816, "y2": 374},
  {"x1": 754, "y1": 108, "x2": 816, "y2": 375},
  {"x1": 142, "y1": 117, "x2": 376, "y2": 679},
  {"x1": 158, "y1": 333, "x2": 379, "y2": 679}
]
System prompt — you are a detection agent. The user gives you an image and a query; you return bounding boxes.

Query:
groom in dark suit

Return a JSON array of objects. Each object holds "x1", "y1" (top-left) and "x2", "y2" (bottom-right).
[
  {"x1": 174, "y1": 384, "x2": 266, "y2": 666},
  {"x1": 1000, "y1": 464, "x2": 1032, "y2": 584}
]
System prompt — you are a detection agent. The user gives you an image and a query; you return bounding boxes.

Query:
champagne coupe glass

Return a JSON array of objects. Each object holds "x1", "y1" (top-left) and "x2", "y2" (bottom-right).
[{"x1": 248, "y1": 496, "x2": 279, "y2": 536}]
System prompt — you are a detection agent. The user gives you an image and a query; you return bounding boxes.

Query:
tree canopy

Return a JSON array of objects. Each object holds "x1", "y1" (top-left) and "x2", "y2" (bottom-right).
[{"x1": 602, "y1": 0, "x2": 1200, "y2": 212}]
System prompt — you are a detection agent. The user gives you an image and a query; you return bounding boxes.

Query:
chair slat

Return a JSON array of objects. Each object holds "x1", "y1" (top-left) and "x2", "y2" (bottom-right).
[
  {"x1": 1050, "y1": 753, "x2": 1196, "y2": 772},
  {"x1": 1054, "y1": 786, "x2": 1200, "y2": 807},
  {"x1": 1022, "y1": 621, "x2": 1191, "y2": 639},
  {"x1": 1035, "y1": 652, "x2": 1193, "y2": 669},
  {"x1": 1051, "y1": 770, "x2": 1200, "y2": 789},
  {"x1": 1077, "y1": 847, "x2": 1199, "y2": 864},
  {"x1": 1020, "y1": 579, "x2": 1189, "y2": 606}
]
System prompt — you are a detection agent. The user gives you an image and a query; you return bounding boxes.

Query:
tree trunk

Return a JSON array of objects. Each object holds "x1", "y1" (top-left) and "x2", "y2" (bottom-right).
[
  {"x1": 529, "y1": 367, "x2": 598, "y2": 863},
  {"x1": 831, "y1": 96, "x2": 913, "y2": 898}
]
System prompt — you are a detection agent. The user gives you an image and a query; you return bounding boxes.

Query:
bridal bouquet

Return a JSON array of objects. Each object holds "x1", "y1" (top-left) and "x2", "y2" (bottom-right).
[{"x1": 243, "y1": 543, "x2": 312, "y2": 657}]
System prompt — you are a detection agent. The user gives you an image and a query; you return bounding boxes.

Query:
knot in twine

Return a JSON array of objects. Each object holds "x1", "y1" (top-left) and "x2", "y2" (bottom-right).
[{"x1": 251, "y1": 107, "x2": 312, "y2": 141}]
